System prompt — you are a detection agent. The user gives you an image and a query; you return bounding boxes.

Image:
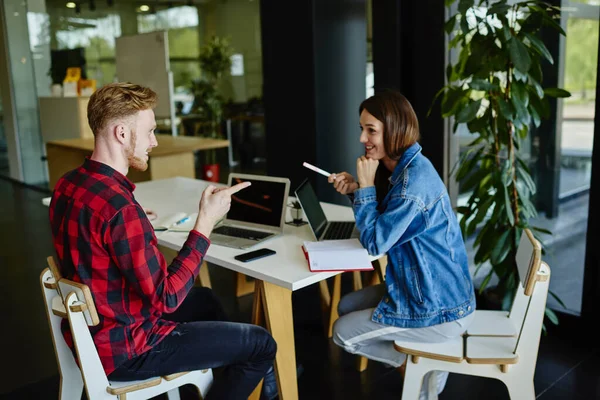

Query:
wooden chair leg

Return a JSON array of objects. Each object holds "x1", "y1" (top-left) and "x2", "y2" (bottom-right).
[
  {"x1": 356, "y1": 356, "x2": 369, "y2": 372},
  {"x1": 236, "y1": 272, "x2": 255, "y2": 297},
  {"x1": 197, "y1": 261, "x2": 212, "y2": 288}
]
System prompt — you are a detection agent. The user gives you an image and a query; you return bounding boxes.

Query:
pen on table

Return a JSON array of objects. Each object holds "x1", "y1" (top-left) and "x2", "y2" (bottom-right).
[
  {"x1": 175, "y1": 216, "x2": 190, "y2": 225},
  {"x1": 303, "y1": 162, "x2": 332, "y2": 178}
]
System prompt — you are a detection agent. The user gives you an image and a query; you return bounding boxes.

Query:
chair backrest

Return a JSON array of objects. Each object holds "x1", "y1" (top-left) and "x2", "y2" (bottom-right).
[
  {"x1": 515, "y1": 228, "x2": 542, "y2": 296},
  {"x1": 47, "y1": 255, "x2": 100, "y2": 326},
  {"x1": 64, "y1": 291, "x2": 111, "y2": 399},
  {"x1": 39, "y1": 267, "x2": 83, "y2": 392},
  {"x1": 512, "y1": 261, "x2": 551, "y2": 363},
  {"x1": 507, "y1": 228, "x2": 542, "y2": 323},
  {"x1": 58, "y1": 278, "x2": 100, "y2": 326}
]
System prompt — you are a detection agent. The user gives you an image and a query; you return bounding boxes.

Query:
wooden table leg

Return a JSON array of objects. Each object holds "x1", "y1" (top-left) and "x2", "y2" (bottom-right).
[
  {"x1": 327, "y1": 274, "x2": 342, "y2": 338},
  {"x1": 247, "y1": 282, "x2": 266, "y2": 400},
  {"x1": 236, "y1": 272, "x2": 256, "y2": 297},
  {"x1": 198, "y1": 261, "x2": 212, "y2": 288},
  {"x1": 262, "y1": 281, "x2": 298, "y2": 400}
]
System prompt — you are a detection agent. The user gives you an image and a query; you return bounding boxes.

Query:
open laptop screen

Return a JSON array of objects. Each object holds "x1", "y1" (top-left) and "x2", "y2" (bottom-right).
[
  {"x1": 295, "y1": 179, "x2": 328, "y2": 239},
  {"x1": 226, "y1": 175, "x2": 288, "y2": 228}
]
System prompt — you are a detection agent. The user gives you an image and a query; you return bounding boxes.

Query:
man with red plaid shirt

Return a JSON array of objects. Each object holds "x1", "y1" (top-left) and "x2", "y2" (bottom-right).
[{"x1": 49, "y1": 82, "x2": 277, "y2": 400}]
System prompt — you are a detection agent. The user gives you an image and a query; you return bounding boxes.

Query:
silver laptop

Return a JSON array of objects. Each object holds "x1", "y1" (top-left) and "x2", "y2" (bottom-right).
[
  {"x1": 294, "y1": 178, "x2": 360, "y2": 241},
  {"x1": 209, "y1": 173, "x2": 290, "y2": 249}
]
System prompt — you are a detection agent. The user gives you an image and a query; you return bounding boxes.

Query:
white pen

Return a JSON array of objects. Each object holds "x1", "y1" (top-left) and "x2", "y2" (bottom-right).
[{"x1": 303, "y1": 162, "x2": 332, "y2": 178}]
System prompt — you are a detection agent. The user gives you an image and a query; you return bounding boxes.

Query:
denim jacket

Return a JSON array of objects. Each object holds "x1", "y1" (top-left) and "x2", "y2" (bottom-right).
[{"x1": 353, "y1": 143, "x2": 475, "y2": 328}]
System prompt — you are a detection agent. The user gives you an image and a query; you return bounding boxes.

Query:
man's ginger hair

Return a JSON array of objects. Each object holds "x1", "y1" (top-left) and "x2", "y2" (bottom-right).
[{"x1": 87, "y1": 82, "x2": 158, "y2": 136}]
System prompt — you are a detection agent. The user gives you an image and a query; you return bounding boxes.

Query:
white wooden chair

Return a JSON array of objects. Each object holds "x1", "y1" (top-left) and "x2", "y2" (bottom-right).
[
  {"x1": 393, "y1": 229, "x2": 551, "y2": 400},
  {"x1": 466, "y1": 229, "x2": 542, "y2": 338},
  {"x1": 40, "y1": 257, "x2": 213, "y2": 400}
]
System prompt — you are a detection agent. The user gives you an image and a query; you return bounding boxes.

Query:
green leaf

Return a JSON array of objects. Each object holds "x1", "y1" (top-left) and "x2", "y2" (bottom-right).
[
  {"x1": 497, "y1": 98, "x2": 515, "y2": 120},
  {"x1": 503, "y1": 185, "x2": 515, "y2": 226},
  {"x1": 512, "y1": 81, "x2": 530, "y2": 108},
  {"x1": 513, "y1": 67, "x2": 528, "y2": 82},
  {"x1": 456, "y1": 99, "x2": 482, "y2": 123},
  {"x1": 511, "y1": 92, "x2": 528, "y2": 123},
  {"x1": 529, "y1": 94, "x2": 549, "y2": 120},
  {"x1": 488, "y1": 3, "x2": 511, "y2": 16},
  {"x1": 524, "y1": 33, "x2": 554, "y2": 64},
  {"x1": 540, "y1": 11, "x2": 566, "y2": 36},
  {"x1": 517, "y1": 163, "x2": 536, "y2": 192},
  {"x1": 456, "y1": 206, "x2": 471, "y2": 215},
  {"x1": 458, "y1": 0, "x2": 474, "y2": 15},
  {"x1": 544, "y1": 88, "x2": 571, "y2": 98},
  {"x1": 549, "y1": 290, "x2": 567, "y2": 310},
  {"x1": 509, "y1": 37, "x2": 532, "y2": 73},
  {"x1": 445, "y1": 0, "x2": 457, "y2": 6},
  {"x1": 478, "y1": 272, "x2": 493, "y2": 293},
  {"x1": 502, "y1": 26, "x2": 512, "y2": 42},
  {"x1": 531, "y1": 226, "x2": 552, "y2": 235},
  {"x1": 456, "y1": 147, "x2": 483, "y2": 180},
  {"x1": 529, "y1": 104, "x2": 541, "y2": 127},
  {"x1": 490, "y1": 229, "x2": 511, "y2": 265},
  {"x1": 461, "y1": 166, "x2": 488, "y2": 192},
  {"x1": 528, "y1": 75, "x2": 545, "y2": 99},
  {"x1": 469, "y1": 79, "x2": 498, "y2": 91},
  {"x1": 442, "y1": 88, "x2": 468, "y2": 117},
  {"x1": 545, "y1": 308, "x2": 559, "y2": 325},
  {"x1": 445, "y1": 15, "x2": 457, "y2": 34}
]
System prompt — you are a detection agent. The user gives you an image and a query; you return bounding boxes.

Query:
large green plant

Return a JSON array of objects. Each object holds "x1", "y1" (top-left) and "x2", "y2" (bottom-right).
[{"x1": 441, "y1": 0, "x2": 570, "y2": 321}]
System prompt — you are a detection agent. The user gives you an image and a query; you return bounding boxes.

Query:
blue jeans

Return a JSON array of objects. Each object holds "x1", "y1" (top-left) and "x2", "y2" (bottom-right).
[{"x1": 108, "y1": 287, "x2": 277, "y2": 400}]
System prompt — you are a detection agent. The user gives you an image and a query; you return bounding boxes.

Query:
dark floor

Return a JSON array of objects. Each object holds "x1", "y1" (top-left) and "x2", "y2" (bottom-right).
[{"x1": 1, "y1": 175, "x2": 599, "y2": 400}]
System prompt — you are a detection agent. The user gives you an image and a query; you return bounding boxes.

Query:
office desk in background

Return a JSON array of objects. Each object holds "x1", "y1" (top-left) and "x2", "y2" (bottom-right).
[
  {"x1": 45, "y1": 135, "x2": 229, "y2": 189},
  {"x1": 134, "y1": 176, "x2": 378, "y2": 400}
]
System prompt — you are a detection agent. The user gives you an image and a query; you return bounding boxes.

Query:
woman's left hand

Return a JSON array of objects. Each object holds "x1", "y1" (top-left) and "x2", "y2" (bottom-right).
[
  {"x1": 356, "y1": 156, "x2": 379, "y2": 188},
  {"x1": 143, "y1": 207, "x2": 158, "y2": 221}
]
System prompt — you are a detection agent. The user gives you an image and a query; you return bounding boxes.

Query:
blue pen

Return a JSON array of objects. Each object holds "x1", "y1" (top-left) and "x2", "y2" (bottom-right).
[{"x1": 175, "y1": 216, "x2": 190, "y2": 225}]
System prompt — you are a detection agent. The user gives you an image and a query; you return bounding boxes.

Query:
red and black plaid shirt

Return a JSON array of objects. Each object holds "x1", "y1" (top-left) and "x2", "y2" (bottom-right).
[{"x1": 49, "y1": 158, "x2": 210, "y2": 375}]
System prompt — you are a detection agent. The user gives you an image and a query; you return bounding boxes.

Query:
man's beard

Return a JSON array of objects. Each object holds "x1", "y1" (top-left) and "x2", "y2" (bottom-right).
[{"x1": 125, "y1": 130, "x2": 148, "y2": 172}]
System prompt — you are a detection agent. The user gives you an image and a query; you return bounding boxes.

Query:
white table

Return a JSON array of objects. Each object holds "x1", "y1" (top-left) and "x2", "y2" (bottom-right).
[{"x1": 134, "y1": 177, "x2": 378, "y2": 400}]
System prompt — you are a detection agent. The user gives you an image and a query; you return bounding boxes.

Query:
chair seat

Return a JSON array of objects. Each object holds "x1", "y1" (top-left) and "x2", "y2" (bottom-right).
[
  {"x1": 163, "y1": 371, "x2": 189, "y2": 381},
  {"x1": 465, "y1": 336, "x2": 519, "y2": 364},
  {"x1": 466, "y1": 310, "x2": 517, "y2": 337},
  {"x1": 107, "y1": 376, "x2": 162, "y2": 395},
  {"x1": 394, "y1": 336, "x2": 464, "y2": 363}
]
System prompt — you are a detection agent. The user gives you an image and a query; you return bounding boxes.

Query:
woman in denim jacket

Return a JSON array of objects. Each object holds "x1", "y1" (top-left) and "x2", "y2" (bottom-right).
[{"x1": 329, "y1": 89, "x2": 475, "y2": 399}]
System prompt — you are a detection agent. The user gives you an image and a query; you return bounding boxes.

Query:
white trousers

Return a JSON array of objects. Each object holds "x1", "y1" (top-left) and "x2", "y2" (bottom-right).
[{"x1": 332, "y1": 283, "x2": 474, "y2": 399}]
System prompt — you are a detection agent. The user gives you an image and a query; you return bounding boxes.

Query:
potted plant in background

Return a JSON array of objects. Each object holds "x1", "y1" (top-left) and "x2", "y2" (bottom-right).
[
  {"x1": 440, "y1": 0, "x2": 570, "y2": 324},
  {"x1": 288, "y1": 200, "x2": 304, "y2": 225},
  {"x1": 192, "y1": 35, "x2": 233, "y2": 182}
]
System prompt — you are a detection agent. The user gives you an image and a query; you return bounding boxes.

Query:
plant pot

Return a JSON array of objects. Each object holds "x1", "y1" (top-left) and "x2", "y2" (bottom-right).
[
  {"x1": 290, "y1": 207, "x2": 303, "y2": 223},
  {"x1": 202, "y1": 164, "x2": 220, "y2": 182}
]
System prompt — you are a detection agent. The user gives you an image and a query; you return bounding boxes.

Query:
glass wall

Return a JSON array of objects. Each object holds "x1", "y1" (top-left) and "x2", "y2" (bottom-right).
[
  {"x1": 42, "y1": 0, "x2": 263, "y2": 112},
  {"x1": 541, "y1": 0, "x2": 599, "y2": 314},
  {"x1": 0, "y1": 0, "x2": 46, "y2": 185}
]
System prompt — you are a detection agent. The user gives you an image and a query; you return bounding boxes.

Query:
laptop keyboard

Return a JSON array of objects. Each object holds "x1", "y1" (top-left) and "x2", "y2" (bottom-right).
[
  {"x1": 213, "y1": 226, "x2": 273, "y2": 240},
  {"x1": 322, "y1": 221, "x2": 356, "y2": 240}
]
